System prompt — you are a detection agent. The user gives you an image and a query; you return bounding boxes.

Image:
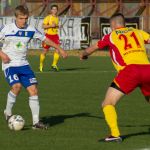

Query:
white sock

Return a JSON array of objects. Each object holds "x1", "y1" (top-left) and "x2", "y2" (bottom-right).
[
  {"x1": 29, "y1": 95, "x2": 40, "y2": 125},
  {"x1": 5, "y1": 91, "x2": 16, "y2": 116}
]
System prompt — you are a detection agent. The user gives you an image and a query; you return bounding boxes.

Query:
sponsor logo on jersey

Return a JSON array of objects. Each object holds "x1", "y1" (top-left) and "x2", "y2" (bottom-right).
[
  {"x1": 29, "y1": 78, "x2": 37, "y2": 83},
  {"x1": 115, "y1": 28, "x2": 133, "y2": 35}
]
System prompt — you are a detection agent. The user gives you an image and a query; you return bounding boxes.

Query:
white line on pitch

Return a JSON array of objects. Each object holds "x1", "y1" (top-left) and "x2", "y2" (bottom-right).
[{"x1": 138, "y1": 148, "x2": 150, "y2": 150}]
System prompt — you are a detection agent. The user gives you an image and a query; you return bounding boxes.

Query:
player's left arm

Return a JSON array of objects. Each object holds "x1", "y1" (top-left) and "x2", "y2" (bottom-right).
[
  {"x1": 0, "y1": 26, "x2": 11, "y2": 63},
  {"x1": 139, "y1": 30, "x2": 150, "y2": 43},
  {"x1": 0, "y1": 50, "x2": 10, "y2": 63}
]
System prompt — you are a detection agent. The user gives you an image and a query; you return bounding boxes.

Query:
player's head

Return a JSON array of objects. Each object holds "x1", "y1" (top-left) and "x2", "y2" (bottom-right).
[
  {"x1": 50, "y1": 5, "x2": 58, "y2": 15},
  {"x1": 110, "y1": 13, "x2": 125, "y2": 30},
  {"x1": 15, "y1": 5, "x2": 29, "y2": 28}
]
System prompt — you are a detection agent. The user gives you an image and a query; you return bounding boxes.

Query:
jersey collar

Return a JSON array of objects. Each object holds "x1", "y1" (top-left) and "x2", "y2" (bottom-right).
[
  {"x1": 115, "y1": 27, "x2": 125, "y2": 30},
  {"x1": 15, "y1": 21, "x2": 28, "y2": 29}
]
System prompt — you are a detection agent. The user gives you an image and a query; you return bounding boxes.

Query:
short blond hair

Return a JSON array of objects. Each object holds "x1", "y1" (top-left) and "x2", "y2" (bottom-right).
[{"x1": 15, "y1": 5, "x2": 29, "y2": 17}]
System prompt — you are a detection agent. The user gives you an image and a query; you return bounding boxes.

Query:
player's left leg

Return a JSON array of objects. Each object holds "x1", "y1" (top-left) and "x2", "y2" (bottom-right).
[
  {"x1": 26, "y1": 85, "x2": 48, "y2": 129},
  {"x1": 39, "y1": 48, "x2": 49, "y2": 72},
  {"x1": 20, "y1": 65, "x2": 47, "y2": 129},
  {"x1": 40, "y1": 37, "x2": 50, "y2": 72},
  {"x1": 102, "y1": 65, "x2": 140, "y2": 142},
  {"x1": 26, "y1": 85, "x2": 39, "y2": 124},
  {"x1": 102, "y1": 86, "x2": 124, "y2": 142}
]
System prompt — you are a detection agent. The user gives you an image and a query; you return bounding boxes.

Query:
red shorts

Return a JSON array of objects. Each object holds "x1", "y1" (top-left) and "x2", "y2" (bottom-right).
[
  {"x1": 42, "y1": 34, "x2": 60, "y2": 50},
  {"x1": 114, "y1": 64, "x2": 150, "y2": 96}
]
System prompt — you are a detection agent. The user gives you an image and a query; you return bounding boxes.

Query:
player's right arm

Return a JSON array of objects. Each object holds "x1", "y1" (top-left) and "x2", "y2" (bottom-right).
[
  {"x1": 0, "y1": 25, "x2": 10, "y2": 63},
  {"x1": 0, "y1": 51, "x2": 10, "y2": 63},
  {"x1": 80, "y1": 43, "x2": 98, "y2": 60},
  {"x1": 80, "y1": 34, "x2": 109, "y2": 60}
]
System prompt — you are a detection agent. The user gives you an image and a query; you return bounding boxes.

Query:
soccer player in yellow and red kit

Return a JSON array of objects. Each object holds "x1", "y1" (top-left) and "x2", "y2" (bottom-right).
[
  {"x1": 80, "y1": 13, "x2": 150, "y2": 142},
  {"x1": 39, "y1": 5, "x2": 60, "y2": 72}
]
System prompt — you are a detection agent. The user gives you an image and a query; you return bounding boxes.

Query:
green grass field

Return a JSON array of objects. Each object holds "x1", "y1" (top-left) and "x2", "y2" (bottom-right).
[{"x1": 1, "y1": 56, "x2": 150, "y2": 150}]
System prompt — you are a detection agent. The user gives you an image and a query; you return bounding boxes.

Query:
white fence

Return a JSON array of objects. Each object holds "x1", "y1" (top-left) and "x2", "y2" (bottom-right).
[{"x1": 0, "y1": 16, "x2": 90, "y2": 50}]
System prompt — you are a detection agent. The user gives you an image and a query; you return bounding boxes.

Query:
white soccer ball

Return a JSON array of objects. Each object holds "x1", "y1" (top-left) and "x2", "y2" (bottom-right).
[{"x1": 8, "y1": 115, "x2": 25, "y2": 131}]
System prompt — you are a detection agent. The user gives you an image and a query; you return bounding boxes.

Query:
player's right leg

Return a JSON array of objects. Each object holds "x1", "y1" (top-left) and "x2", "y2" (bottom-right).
[
  {"x1": 39, "y1": 42, "x2": 50, "y2": 72},
  {"x1": 102, "y1": 65, "x2": 140, "y2": 142},
  {"x1": 3, "y1": 67, "x2": 22, "y2": 121},
  {"x1": 102, "y1": 86, "x2": 124, "y2": 142}
]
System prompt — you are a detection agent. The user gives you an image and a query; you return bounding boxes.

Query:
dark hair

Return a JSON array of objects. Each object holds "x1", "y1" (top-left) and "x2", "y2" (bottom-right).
[
  {"x1": 110, "y1": 13, "x2": 125, "y2": 24},
  {"x1": 15, "y1": 5, "x2": 29, "y2": 17},
  {"x1": 51, "y1": 5, "x2": 58, "y2": 10}
]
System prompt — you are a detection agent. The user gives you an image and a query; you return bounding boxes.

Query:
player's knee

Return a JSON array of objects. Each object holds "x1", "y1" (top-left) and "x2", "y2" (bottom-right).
[
  {"x1": 12, "y1": 83, "x2": 22, "y2": 94},
  {"x1": 43, "y1": 49, "x2": 48, "y2": 54},
  {"x1": 27, "y1": 86, "x2": 38, "y2": 96},
  {"x1": 101, "y1": 99, "x2": 116, "y2": 108},
  {"x1": 55, "y1": 50, "x2": 59, "y2": 53}
]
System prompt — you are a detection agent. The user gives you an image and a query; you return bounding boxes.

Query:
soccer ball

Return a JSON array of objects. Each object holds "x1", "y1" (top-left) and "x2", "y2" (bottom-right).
[{"x1": 8, "y1": 115, "x2": 25, "y2": 131}]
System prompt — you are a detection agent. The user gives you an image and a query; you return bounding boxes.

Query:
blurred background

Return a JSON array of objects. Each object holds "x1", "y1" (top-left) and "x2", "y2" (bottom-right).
[{"x1": 0, "y1": 0, "x2": 150, "y2": 50}]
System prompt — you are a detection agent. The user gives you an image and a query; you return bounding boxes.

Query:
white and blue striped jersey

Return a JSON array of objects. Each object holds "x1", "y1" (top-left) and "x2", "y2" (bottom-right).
[{"x1": 0, "y1": 22, "x2": 46, "y2": 70}]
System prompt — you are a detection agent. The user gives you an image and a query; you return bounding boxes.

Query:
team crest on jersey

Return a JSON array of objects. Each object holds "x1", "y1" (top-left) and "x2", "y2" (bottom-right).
[
  {"x1": 18, "y1": 32, "x2": 22, "y2": 36},
  {"x1": 15, "y1": 41, "x2": 26, "y2": 50},
  {"x1": 29, "y1": 78, "x2": 37, "y2": 83}
]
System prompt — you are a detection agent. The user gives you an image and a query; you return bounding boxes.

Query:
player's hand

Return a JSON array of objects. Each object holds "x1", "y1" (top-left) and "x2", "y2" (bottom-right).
[
  {"x1": 80, "y1": 52, "x2": 88, "y2": 60},
  {"x1": 59, "y1": 25, "x2": 63, "y2": 28},
  {"x1": 1, "y1": 53, "x2": 10, "y2": 63},
  {"x1": 51, "y1": 22, "x2": 56, "y2": 28},
  {"x1": 60, "y1": 50, "x2": 68, "y2": 59}
]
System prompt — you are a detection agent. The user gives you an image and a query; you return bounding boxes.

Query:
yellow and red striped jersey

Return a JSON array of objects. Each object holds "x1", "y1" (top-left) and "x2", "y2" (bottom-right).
[
  {"x1": 43, "y1": 15, "x2": 59, "y2": 35},
  {"x1": 97, "y1": 27, "x2": 150, "y2": 72}
]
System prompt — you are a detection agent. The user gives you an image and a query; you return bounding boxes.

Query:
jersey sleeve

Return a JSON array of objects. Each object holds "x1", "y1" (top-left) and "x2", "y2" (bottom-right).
[
  {"x1": 139, "y1": 30, "x2": 150, "y2": 42},
  {"x1": 33, "y1": 28, "x2": 46, "y2": 41},
  {"x1": 0, "y1": 25, "x2": 6, "y2": 41},
  {"x1": 97, "y1": 34, "x2": 110, "y2": 49},
  {"x1": 43, "y1": 16, "x2": 49, "y2": 25}
]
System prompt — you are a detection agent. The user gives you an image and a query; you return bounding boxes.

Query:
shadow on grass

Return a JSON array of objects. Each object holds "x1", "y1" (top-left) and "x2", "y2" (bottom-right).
[
  {"x1": 120, "y1": 124, "x2": 150, "y2": 127},
  {"x1": 59, "y1": 67, "x2": 89, "y2": 72},
  {"x1": 22, "y1": 126, "x2": 31, "y2": 131},
  {"x1": 41, "y1": 113, "x2": 103, "y2": 127},
  {"x1": 122, "y1": 128, "x2": 150, "y2": 140}
]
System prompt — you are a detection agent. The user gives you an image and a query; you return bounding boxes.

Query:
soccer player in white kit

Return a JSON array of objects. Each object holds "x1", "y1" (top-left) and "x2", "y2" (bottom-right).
[{"x1": 0, "y1": 5, "x2": 67, "y2": 129}]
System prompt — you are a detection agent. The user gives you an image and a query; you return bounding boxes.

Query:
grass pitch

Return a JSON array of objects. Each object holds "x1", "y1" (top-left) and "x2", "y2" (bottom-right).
[{"x1": 0, "y1": 56, "x2": 150, "y2": 150}]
